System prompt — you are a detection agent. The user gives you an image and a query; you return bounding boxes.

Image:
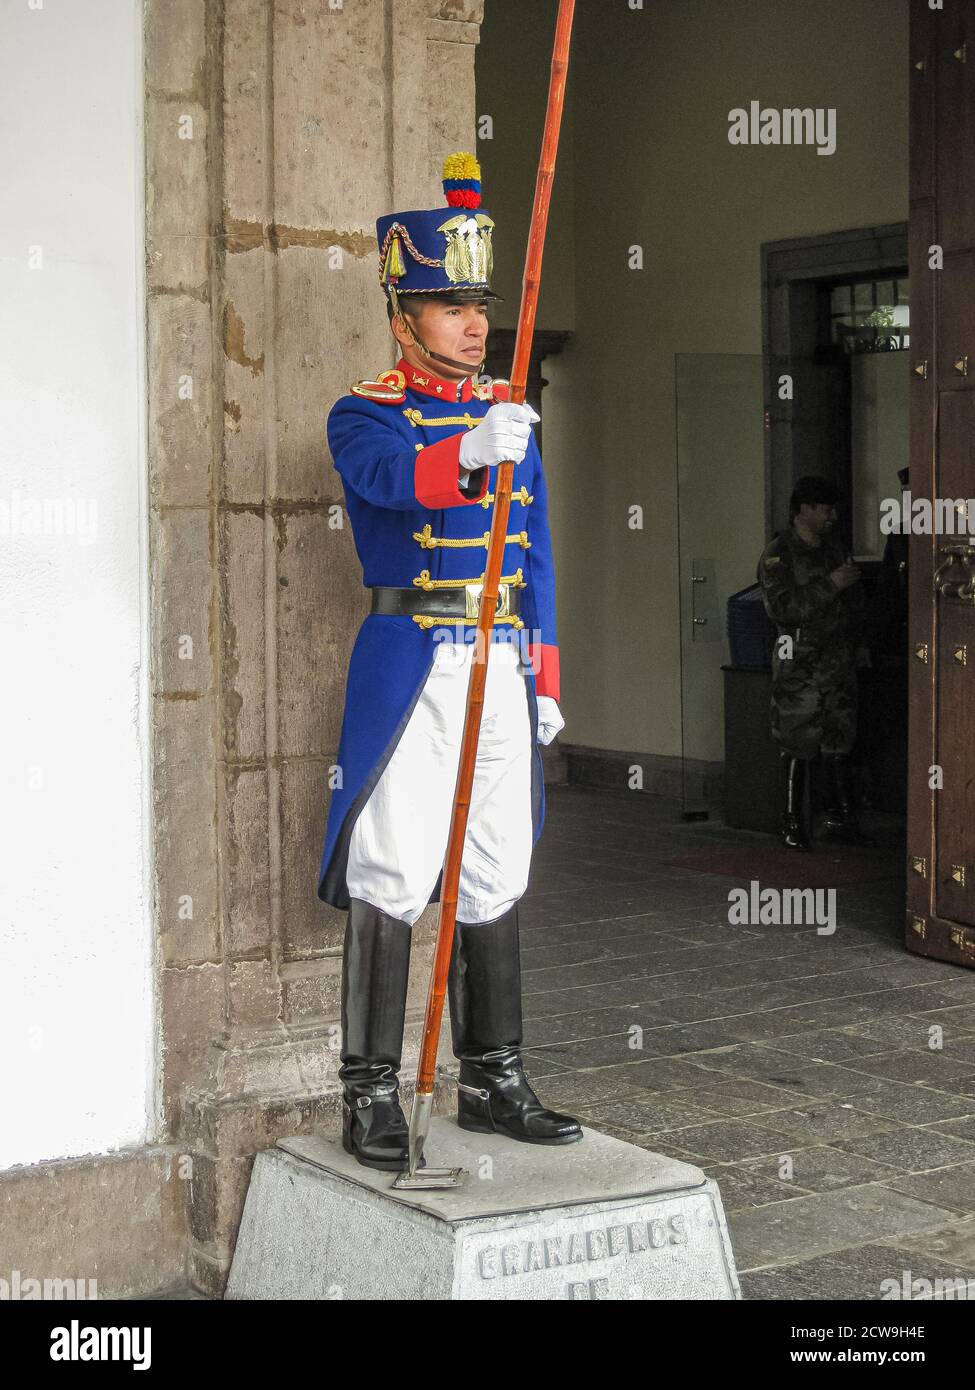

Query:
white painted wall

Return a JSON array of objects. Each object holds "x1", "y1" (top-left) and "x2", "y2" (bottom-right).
[{"x1": 0, "y1": 0, "x2": 154, "y2": 1167}]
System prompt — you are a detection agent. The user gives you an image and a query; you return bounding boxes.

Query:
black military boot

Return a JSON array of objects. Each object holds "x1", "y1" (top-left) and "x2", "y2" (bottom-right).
[
  {"x1": 822, "y1": 754, "x2": 876, "y2": 846},
  {"x1": 779, "y1": 752, "x2": 809, "y2": 851},
  {"x1": 448, "y1": 905, "x2": 583, "y2": 1145},
  {"x1": 339, "y1": 898, "x2": 415, "y2": 1171}
]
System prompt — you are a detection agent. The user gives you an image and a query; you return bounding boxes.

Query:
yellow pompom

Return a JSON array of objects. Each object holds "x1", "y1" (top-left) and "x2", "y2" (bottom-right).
[{"x1": 442, "y1": 151, "x2": 481, "y2": 182}]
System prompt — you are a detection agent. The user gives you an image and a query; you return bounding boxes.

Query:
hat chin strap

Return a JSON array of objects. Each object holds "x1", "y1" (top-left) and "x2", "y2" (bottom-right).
[{"x1": 414, "y1": 337, "x2": 484, "y2": 375}]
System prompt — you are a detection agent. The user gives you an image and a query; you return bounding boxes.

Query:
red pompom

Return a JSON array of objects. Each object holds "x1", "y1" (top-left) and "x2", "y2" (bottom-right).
[{"x1": 445, "y1": 189, "x2": 482, "y2": 209}]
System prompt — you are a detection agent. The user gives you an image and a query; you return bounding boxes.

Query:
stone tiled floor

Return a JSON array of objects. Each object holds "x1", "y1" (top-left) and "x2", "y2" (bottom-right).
[{"x1": 521, "y1": 784, "x2": 975, "y2": 1301}]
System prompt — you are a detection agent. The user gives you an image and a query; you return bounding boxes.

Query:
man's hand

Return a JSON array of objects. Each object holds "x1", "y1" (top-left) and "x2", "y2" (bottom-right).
[
  {"x1": 459, "y1": 402, "x2": 540, "y2": 471},
  {"x1": 829, "y1": 561, "x2": 861, "y2": 591},
  {"x1": 536, "y1": 695, "x2": 564, "y2": 746}
]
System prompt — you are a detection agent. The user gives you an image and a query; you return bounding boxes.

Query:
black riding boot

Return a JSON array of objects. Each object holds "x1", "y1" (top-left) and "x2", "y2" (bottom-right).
[
  {"x1": 779, "y1": 752, "x2": 809, "y2": 851},
  {"x1": 822, "y1": 754, "x2": 876, "y2": 846},
  {"x1": 448, "y1": 905, "x2": 582, "y2": 1145},
  {"x1": 339, "y1": 898, "x2": 414, "y2": 1171}
]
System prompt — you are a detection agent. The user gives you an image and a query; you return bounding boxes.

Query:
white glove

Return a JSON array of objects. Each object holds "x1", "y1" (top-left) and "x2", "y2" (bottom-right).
[
  {"x1": 458, "y1": 402, "x2": 540, "y2": 473},
  {"x1": 536, "y1": 695, "x2": 565, "y2": 746}
]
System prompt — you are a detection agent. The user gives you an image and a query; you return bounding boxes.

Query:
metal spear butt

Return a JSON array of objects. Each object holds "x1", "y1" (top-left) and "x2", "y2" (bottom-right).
[
  {"x1": 391, "y1": 1167, "x2": 466, "y2": 1191},
  {"x1": 391, "y1": 1090, "x2": 467, "y2": 1190}
]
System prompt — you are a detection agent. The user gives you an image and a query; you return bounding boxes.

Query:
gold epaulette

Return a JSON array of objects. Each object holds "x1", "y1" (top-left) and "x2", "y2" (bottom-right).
[
  {"x1": 350, "y1": 369, "x2": 407, "y2": 404},
  {"x1": 470, "y1": 378, "x2": 512, "y2": 403}
]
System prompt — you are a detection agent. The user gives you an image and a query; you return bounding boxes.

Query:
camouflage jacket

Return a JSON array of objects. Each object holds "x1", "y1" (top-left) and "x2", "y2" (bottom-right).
[{"x1": 757, "y1": 527, "x2": 865, "y2": 648}]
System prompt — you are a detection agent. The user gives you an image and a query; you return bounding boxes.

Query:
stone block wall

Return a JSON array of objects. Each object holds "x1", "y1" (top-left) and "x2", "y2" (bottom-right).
[{"x1": 146, "y1": 0, "x2": 482, "y2": 1294}]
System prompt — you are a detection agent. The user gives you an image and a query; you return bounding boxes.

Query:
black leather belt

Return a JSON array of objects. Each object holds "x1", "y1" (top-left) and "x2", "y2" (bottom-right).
[{"x1": 370, "y1": 584, "x2": 523, "y2": 619}]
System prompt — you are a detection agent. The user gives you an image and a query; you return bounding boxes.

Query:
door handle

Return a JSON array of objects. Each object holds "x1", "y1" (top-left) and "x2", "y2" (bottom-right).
[{"x1": 934, "y1": 544, "x2": 975, "y2": 603}]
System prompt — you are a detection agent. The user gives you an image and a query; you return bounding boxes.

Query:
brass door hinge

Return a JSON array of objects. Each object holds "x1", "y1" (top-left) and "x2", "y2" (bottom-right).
[
  {"x1": 915, "y1": 643, "x2": 929, "y2": 663},
  {"x1": 911, "y1": 855, "x2": 927, "y2": 877},
  {"x1": 949, "y1": 928, "x2": 975, "y2": 954},
  {"x1": 951, "y1": 864, "x2": 967, "y2": 886}
]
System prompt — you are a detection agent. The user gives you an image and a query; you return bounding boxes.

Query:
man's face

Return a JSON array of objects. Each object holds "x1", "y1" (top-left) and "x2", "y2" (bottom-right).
[
  {"x1": 800, "y1": 501, "x2": 838, "y2": 536},
  {"x1": 395, "y1": 299, "x2": 489, "y2": 377}
]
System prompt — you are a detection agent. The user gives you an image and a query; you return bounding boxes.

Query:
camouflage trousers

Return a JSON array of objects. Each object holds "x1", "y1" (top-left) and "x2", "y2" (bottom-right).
[{"x1": 770, "y1": 640, "x2": 857, "y2": 760}]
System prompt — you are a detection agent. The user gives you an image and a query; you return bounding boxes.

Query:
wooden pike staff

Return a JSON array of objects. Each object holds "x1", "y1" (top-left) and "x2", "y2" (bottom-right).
[{"x1": 399, "y1": 0, "x2": 576, "y2": 1185}]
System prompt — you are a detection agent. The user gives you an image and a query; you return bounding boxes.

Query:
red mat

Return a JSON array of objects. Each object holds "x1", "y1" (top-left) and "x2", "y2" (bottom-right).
[{"x1": 667, "y1": 847, "x2": 898, "y2": 888}]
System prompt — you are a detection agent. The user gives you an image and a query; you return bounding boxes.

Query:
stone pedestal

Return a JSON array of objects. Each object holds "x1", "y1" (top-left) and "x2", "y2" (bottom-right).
[{"x1": 226, "y1": 1120, "x2": 741, "y2": 1301}]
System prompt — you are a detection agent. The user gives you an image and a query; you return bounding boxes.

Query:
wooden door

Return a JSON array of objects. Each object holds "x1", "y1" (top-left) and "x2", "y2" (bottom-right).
[{"x1": 906, "y1": 0, "x2": 975, "y2": 966}]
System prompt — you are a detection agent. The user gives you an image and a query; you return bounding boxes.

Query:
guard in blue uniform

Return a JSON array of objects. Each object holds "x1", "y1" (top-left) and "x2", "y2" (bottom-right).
[{"x1": 319, "y1": 154, "x2": 581, "y2": 1169}]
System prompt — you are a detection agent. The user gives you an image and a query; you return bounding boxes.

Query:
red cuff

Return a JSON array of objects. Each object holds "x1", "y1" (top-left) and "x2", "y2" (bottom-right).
[
  {"x1": 527, "y1": 643, "x2": 560, "y2": 701},
  {"x1": 414, "y1": 434, "x2": 488, "y2": 508}
]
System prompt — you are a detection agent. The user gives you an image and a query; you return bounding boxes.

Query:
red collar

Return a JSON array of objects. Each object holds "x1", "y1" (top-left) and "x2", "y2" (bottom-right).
[{"x1": 396, "y1": 358, "x2": 474, "y2": 403}]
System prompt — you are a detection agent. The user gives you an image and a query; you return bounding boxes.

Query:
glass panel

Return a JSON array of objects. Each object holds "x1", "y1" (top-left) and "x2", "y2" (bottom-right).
[
  {"x1": 832, "y1": 316, "x2": 854, "y2": 348},
  {"x1": 854, "y1": 281, "x2": 874, "y2": 312},
  {"x1": 831, "y1": 275, "x2": 910, "y2": 353},
  {"x1": 831, "y1": 284, "x2": 851, "y2": 315}
]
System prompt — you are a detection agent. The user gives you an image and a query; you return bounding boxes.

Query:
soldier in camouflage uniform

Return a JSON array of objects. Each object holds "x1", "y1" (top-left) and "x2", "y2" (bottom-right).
[{"x1": 757, "y1": 476, "x2": 870, "y2": 850}]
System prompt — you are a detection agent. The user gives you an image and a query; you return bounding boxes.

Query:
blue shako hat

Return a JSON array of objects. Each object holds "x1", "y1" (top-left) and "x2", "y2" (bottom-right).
[{"x1": 376, "y1": 152, "x2": 501, "y2": 302}]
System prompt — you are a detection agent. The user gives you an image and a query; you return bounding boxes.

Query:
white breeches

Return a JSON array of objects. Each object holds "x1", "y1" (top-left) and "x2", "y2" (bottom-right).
[{"x1": 346, "y1": 639, "x2": 534, "y2": 926}]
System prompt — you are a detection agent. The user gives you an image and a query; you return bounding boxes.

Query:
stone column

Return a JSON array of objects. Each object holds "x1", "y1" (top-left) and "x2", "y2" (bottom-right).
[{"x1": 146, "y1": 0, "x2": 483, "y2": 1295}]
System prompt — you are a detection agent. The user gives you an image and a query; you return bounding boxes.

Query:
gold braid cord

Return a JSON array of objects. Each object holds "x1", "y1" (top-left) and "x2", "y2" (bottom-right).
[
  {"x1": 412, "y1": 524, "x2": 531, "y2": 551},
  {"x1": 377, "y1": 222, "x2": 445, "y2": 280},
  {"x1": 481, "y1": 487, "x2": 533, "y2": 509},
  {"x1": 403, "y1": 409, "x2": 480, "y2": 429},
  {"x1": 412, "y1": 568, "x2": 526, "y2": 591},
  {"x1": 412, "y1": 614, "x2": 524, "y2": 630}
]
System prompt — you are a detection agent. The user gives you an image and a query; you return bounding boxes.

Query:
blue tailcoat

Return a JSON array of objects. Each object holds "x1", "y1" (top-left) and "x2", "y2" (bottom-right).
[{"x1": 317, "y1": 360, "x2": 560, "y2": 908}]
